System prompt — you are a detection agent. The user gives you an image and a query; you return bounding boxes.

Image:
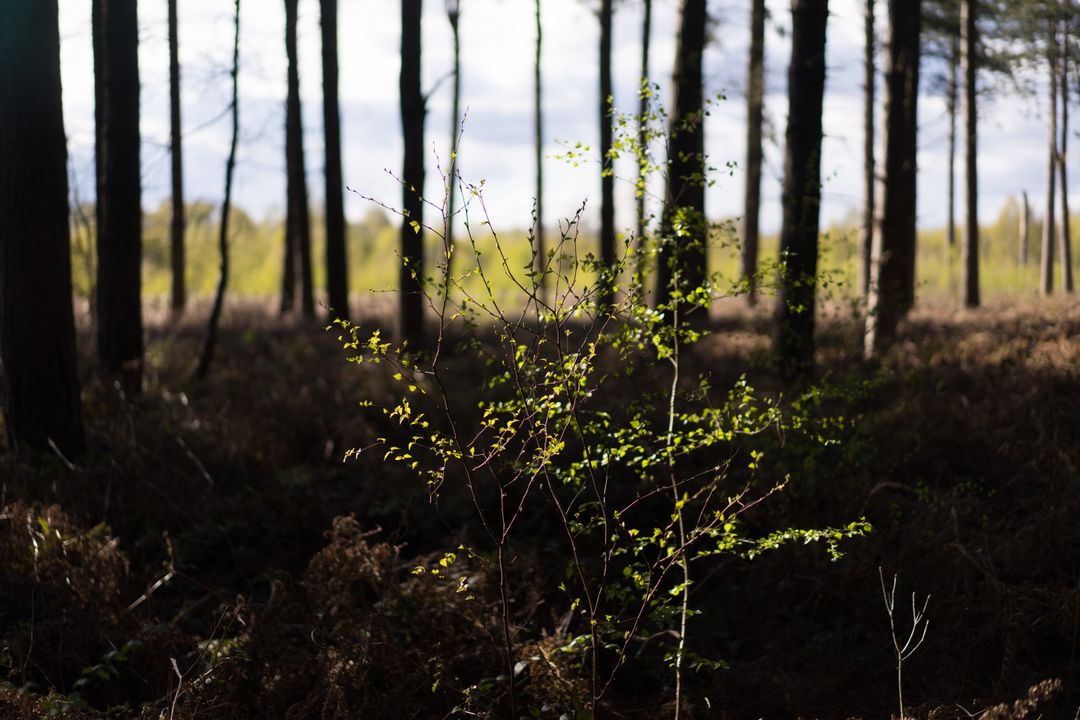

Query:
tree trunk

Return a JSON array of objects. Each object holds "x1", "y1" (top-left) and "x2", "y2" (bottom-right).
[
  {"x1": 946, "y1": 33, "x2": 958, "y2": 251},
  {"x1": 1020, "y1": 190, "x2": 1030, "y2": 265},
  {"x1": 196, "y1": 0, "x2": 240, "y2": 381},
  {"x1": 534, "y1": 0, "x2": 546, "y2": 295},
  {"x1": 634, "y1": 0, "x2": 652, "y2": 287},
  {"x1": 447, "y1": 0, "x2": 461, "y2": 283},
  {"x1": 860, "y1": 0, "x2": 875, "y2": 298},
  {"x1": 742, "y1": 0, "x2": 766, "y2": 305},
  {"x1": 169, "y1": 0, "x2": 185, "y2": 315},
  {"x1": 961, "y1": 0, "x2": 979, "y2": 307},
  {"x1": 775, "y1": 0, "x2": 829, "y2": 376},
  {"x1": 93, "y1": 0, "x2": 143, "y2": 396},
  {"x1": 285, "y1": 0, "x2": 314, "y2": 319},
  {"x1": 865, "y1": 0, "x2": 920, "y2": 356},
  {"x1": 1058, "y1": 12, "x2": 1073, "y2": 293},
  {"x1": 599, "y1": 0, "x2": 616, "y2": 309},
  {"x1": 1040, "y1": 19, "x2": 1057, "y2": 296},
  {"x1": 656, "y1": 0, "x2": 707, "y2": 313},
  {"x1": 401, "y1": 0, "x2": 425, "y2": 347},
  {"x1": 322, "y1": 0, "x2": 349, "y2": 320},
  {"x1": 0, "y1": 0, "x2": 86, "y2": 456},
  {"x1": 280, "y1": 219, "x2": 296, "y2": 313}
]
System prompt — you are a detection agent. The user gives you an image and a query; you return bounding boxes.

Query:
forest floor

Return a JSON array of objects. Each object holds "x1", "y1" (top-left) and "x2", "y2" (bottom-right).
[{"x1": 1, "y1": 294, "x2": 1079, "y2": 720}]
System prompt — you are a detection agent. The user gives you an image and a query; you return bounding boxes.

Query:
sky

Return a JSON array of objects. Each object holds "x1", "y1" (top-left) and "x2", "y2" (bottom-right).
[{"x1": 57, "y1": 0, "x2": 1072, "y2": 238}]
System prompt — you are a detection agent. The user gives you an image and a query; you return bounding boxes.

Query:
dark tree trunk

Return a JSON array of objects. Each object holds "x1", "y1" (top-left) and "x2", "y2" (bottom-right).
[
  {"x1": 93, "y1": 0, "x2": 143, "y2": 396},
  {"x1": 961, "y1": 0, "x2": 979, "y2": 307},
  {"x1": 742, "y1": 0, "x2": 766, "y2": 305},
  {"x1": 280, "y1": 220, "x2": 296, "y2": 313},
  {"x1": 860, "y1": 0, "x2": 875, "y2": 297},
  {"x1": 599, "y1": 0, "x2": 616, "y2": 308},
  {"x1": 634, "y1": 0, "x2": 652, "y2": 286},
  {"x1": 448, "y1": 0, "x2": 461, "y2": 261},
  {"x1": 169, "y1": 0, "x2": 185, "y2": 315},
  {"x1": 0, "y1": 0, "x2": 86, "y2": 456},
  {"x1": 1058, "y1": 13, "x2": 1073, "y2": 293},
  {"x1": 401, "y1": 0, "x2": 425, "y2": 346},
  {"x1": 656, "y1": 0, "x2": 707, "y2": 313},
  {"x1": 285, "y1": 0, "x2": 314, "y2": 319},
  {"x1": 1020, "y1": 190, "x2": 1030, "y2": 265},
  {"x1": 196, "y1": 0, "x2": 240, "y2": 381},
  {"x1": 775, "y1": 0, "x2": 829, "y2": 376},
  {"x1": 1041, "y1": 19, "x2": 1057, "y2": 296},
  {"x1": 946, "y1": 33, "x2": 958, "y2": 251},
  {"x1": 322, "y1": 0, "x2": 349, "y2": 320},
  {"x1": 534, "y1": 0, "x2": 546, "y2": 294},
  {"x1": 865, "y1": 0, "x2": 920, "y2": 355}
]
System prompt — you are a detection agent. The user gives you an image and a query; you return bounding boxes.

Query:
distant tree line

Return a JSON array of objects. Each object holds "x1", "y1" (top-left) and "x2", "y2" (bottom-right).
[{"x1": 1, "y1": 0, "x2": 1077, "y2": 453}]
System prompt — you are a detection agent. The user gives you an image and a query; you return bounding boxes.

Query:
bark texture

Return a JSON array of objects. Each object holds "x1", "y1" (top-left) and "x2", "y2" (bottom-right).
[
  {"x1": 0, "y1": 0, "x2": 86, "y2": 455},
  {"x1": 599, "y1": 0, "x2": 616, "y2": 308},
  {"x1": 861, "y1": 0, "x2": 875, "y2": 297},
  {"x1": 401, "y1": 0, "x2": 426, "y2": 346},
  {"x1": 635, "y1": 0, "x2": 652, "y2": 285},
  {"x1": 742, "y1": 0, "x2": 766, "y2": 304},
  {"x1": 447, "y1": 0, "x2": 461, "y2": 282},
  {"x1": 775, "y1": 0, "x2": 829, "y2": 375},
  {"x1": 93, "y1": 0, "x2": 143, "y2": 395},
  {"x1": 322, "y1": 0, "x2": 350, "y2": 320},
  {"x1": 1040, "y1": 21, "x2": 1057, "y2": 296},
  {"x1": 656, "y1": 0, "x2": 707, "y2": 312},
  {"x1": 169, "y1": 0, "x2": 186, "y2": 314},
  {"x1": 1058, "y1": 13, "x2": 1073, "y2": 293},
  {"x1": 865, "y1": 0, "x2": 920, "y2": 356},
  {"x1": 535, "y1": 0, "x2": 546, "y2": 292},
  {"x1": 961, "y1": 0, "x2": 979, "y2": 308},
  {"x1": 284, "y1": 0, "x2": 314, "y2": 319}
]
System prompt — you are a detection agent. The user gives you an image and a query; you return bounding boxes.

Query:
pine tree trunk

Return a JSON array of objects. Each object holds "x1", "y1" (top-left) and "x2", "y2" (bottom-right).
[
  {"x1": 961, "y1": 0, "x2": 979, "y2": 308},
  {"x1": 196, "y1": 0, "x2": 240, "y2": 381},
  {"x1": 634, "y1": 0, "x2": 652, "y2": 288},
  {"x1": 94, "y1": 0, "x2": 143, "y2": 396},
  {"x1": 0, "y1": 0, "x2": 86, "y2": 455},
  {"x1": 860, "y1": 0, "x2": 875, "y2": 298},
  {"x1": 656, "y1": 0, "x2": 707, "y2": 312},
  {"x1": 285, "y1": 0, "x2": 314, "y2": 319},
  {"x1": 169, "y1": 0, "x2": 186, "y2": 315},
  {"x1": 599, "y1": 0, "x2": 616, "y2": 308},
  {"x1": 447, "y1": 0, "x2": 461, "y2": 282},
  {"x1": 534, "y1": 0, "x2": 546, "y2": 294},
  {"x1": 775, "y1": 0, "x2": 829, "y2": 376},
  {"x1": 865, "y1": 0, "x2": 920, "y2": 356},
  {"x1": 401, "y1": 0, "x2": 425, "y2": 346},
  {"x1": 1041, "y1": 21, "x2": 1057, "y2": 296},
  {"x1": 946, "y1": 33, "x2": 958, "y2": 250},
  {"x1": 322, "y1": 0, "x2": 349, "y2": 320},
  {"x1": 1058, "y1": 13, "x2": 1073, "y2": 293},
  {"x1": 742, "y1": 0, "x2": 766, "y2": 305},
  {"x1": 1020, "y1": 190, "x2": 1030, "y2": 265}
]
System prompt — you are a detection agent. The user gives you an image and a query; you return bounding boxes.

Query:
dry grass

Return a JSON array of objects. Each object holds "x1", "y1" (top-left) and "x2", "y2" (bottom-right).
[{"x1": 2, "y1": 294, "x2": 1079, "y2": 719}]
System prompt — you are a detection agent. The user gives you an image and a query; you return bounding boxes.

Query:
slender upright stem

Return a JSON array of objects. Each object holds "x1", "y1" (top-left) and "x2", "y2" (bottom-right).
[
  {"x1": 168, "y1": 0, "x2": 185, "y2": 315},
  {"x1": 1058, "y1": 11, "x2": 1073, "y2": 292},
  {"x1": 635, "y1": 0, "x2": 652, "y2": 289},
  {"x1": 196, "y1": 0, "x2": 240, "y2": 380},
  {"x1": 743, "y1": 0, "x2": 766, "y2": 304},
  {"x1": 961, "y1": 0, "x2": 979, "y2": 308},
  {"x1": 861, "y1": 0, "x2": 875, "y2": 298},
  {"x1": 534, "y1": 0, "x2": 546, "y2": 298}
]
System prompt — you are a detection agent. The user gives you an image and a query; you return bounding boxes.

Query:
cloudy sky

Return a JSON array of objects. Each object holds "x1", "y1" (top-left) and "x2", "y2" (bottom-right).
[{"x1": 57, "y1": 0, "x2": 1069, "y2": 236}]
